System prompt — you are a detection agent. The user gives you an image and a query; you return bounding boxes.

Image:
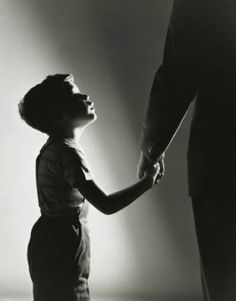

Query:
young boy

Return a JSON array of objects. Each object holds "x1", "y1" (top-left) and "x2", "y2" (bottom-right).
[{"x1": 18, "y1": 74, "x2": 160, "y2": 301}]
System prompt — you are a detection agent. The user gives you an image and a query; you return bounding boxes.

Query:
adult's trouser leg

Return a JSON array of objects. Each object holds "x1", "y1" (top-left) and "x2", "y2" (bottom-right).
[{"x1": 192, "y1": 197, "x2": 236, "y2": 301}]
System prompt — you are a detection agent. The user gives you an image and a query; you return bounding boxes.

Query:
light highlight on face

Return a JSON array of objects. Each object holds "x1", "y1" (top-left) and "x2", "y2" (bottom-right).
[{"x1": 67, "y1": 81, "x2": 97, "y2": 128}]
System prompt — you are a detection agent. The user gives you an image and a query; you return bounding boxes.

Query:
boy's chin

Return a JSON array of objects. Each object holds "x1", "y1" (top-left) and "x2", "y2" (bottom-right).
[
  {"x1": 76, "y1": 113, "x2": 97, "y2": 127},
  {"x1": 88, "y1": 112, "x2": 97, "y2": 123}
]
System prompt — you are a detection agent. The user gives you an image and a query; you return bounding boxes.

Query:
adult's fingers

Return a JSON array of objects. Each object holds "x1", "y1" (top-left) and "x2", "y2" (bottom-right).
[
  {"x1": 159, "y1": 157, "x2": 165, "y2": 177},
  {"x1": 155, "y1": 157, "x2": 165, "y2": 183}
]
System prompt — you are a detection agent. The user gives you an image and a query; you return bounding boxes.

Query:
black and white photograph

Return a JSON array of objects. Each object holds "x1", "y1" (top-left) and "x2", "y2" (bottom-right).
[{"x1": 1, "y1": 1, "x2": 236, "y2": 300}]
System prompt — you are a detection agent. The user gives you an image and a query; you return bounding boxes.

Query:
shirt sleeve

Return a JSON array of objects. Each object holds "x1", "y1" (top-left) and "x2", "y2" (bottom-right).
[
  {"x1": 60, "y1": 144, "x2": 93, "y2": 187},
  {"x1": 140, "y1": 0, "x2": 200, "y2": 161}
]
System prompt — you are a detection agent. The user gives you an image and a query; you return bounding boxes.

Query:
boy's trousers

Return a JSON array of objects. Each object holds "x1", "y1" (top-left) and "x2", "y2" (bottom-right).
[
  {"x1": 192, "y1": 197, "x2": 236, "y2": 301},
  {"x1": 27, "y1": 214, "x2": 90, "y2": 301}
]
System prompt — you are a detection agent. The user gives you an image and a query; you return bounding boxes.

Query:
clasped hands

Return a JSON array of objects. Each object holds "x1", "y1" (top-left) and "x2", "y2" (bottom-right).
[{"x1": 137, "y1": 151, "x2": 165, "y2": 186}]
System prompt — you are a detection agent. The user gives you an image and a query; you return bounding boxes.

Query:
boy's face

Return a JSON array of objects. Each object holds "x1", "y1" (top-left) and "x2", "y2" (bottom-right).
[{"x1": 65, "y1": 82, "x2": 97, "y2": 128}]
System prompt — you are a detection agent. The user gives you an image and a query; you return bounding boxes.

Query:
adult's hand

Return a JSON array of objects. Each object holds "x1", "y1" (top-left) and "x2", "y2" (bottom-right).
[
  {"x1": 137, "y1": 151, "x2": 165, "y2": 182},
  {"x1": 155, "y1": 155, "x2": 165, "y2": 183}
]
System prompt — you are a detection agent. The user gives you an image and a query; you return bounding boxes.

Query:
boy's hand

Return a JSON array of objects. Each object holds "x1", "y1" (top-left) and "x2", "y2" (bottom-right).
[
  {"x1": 137, "y1": 152, "x2": 165, "y2": 182},
  {"x1": 143, "y1": 163, "x2": 160, "y2": 187}
]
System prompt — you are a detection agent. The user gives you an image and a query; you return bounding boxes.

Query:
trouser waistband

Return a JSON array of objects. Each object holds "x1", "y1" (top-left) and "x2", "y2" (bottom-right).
[{"x1": 40, "y1": 212, "x2": 80, "y2": 223}]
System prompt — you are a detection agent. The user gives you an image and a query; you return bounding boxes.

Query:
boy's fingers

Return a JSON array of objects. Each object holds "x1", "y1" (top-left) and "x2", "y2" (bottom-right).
[
  {"x1": 137, "y1": 169, "x2": 144, "y2": 179},
  {"x1": 137, "y1": 164, "x2": 146, "y2": 179},
  {"x1": 137, "y1": 152, "x2": 149, "y2": 179}
]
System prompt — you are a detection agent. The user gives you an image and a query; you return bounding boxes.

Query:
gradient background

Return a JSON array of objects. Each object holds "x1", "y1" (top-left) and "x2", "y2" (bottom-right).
[{"x1": 0, "y1": 0, "x2": 201, "y2": 300}]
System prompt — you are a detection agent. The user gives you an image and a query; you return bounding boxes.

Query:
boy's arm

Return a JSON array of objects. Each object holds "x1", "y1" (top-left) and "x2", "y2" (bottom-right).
[{"x1": 75, "y1": 166, "x2": 159, "y2": 215}]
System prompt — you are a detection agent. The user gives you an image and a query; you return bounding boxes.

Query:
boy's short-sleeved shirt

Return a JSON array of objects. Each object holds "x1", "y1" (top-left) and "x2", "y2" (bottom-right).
[{"x1": 36, "y1": 137, "x2": 93, "y2": 217}]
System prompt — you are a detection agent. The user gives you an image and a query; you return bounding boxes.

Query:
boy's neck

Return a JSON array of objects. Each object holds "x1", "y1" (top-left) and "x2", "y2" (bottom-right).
[{"x1": 49, "y1": 126, "x2": 84, "y2": 141}]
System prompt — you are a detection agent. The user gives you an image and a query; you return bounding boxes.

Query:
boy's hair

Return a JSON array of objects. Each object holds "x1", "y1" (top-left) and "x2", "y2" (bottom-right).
[{"x1": 18, "y1": 73, "x2": 74, "y2": 134}]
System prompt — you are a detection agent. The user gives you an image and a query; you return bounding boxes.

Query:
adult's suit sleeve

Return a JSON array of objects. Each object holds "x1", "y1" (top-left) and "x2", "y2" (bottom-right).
[{"x1": 140, "y1": 0, "x2": 200, "y2": 161}]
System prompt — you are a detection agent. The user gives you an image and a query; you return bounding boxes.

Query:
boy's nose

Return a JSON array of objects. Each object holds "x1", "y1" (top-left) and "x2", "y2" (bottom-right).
[{"x1": 86, "y1": 96, "x2": 92, "y2": 105}]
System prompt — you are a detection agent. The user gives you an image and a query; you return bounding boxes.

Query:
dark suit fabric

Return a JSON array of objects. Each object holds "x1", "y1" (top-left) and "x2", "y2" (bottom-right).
[
  {"x1": 141, "y1": 0, "x2": 236, "y2": 198},
  {"x1": 140, "y1": 1, "x2": 236, "y2": 300}
]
